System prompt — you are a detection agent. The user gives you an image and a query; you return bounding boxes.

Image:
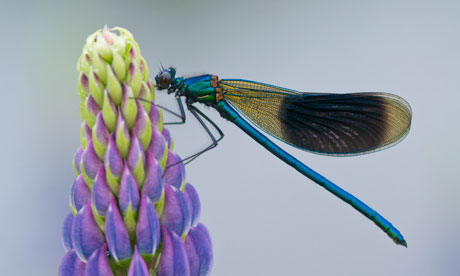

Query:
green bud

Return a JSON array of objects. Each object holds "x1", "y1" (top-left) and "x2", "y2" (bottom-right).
[
  {"x1": 79, "y1": 101, "x2": 85, "y2": 123},
  {"x1": 106, "y1": 64, "x2": 122, "y2": 105},
  {"x1": 116, "y1": 110, "x2": 131, "y2": 159},
  {"x1": 127, "y1": 61, "x2": 142, "y2": 97},
  {"x1": 92, "y1": 206, "x2": 106, "y2": 232},
  {"x1": 79, "y1": 52, "x2": 91, "y2": 77},
  {"x1": 111, "y1": 49, "x2": 126, "y2": 82},
  {"x1": 105, "y1": 167, "x2": 120, "y2": 195},
  {"x1": 80, "y1": 122, "x2": 91, "y2": 150},
  {"x1": 157, "y1": 109, "x2": 164, "y2": 132},
  {"x1": 155, "y1": 190, "x2": 165, "y2": 216},
  {"x1": 88, "y1": 47, "x2": 107, "y2": 85},
  {"x1": 92, "y1": 113, "x2": 109, "y2": 161},
  {"x1": 102, "y1": 90, "x2": 118, "y2": 133},
  {"x1": 158, "y1": 142, "x2": 168, "y2": 169},
  {"x1": 128, "y1": 133, "x2": 146, "y2": 187},
  {"x1": 123, "y1": 205, "x2": 137, "y2": 241},
  {"x1": 77, "y1": 72, "x2": 89, "y2": 101},
  {"x1": 83, "y1": 95, "x2": 98, "y2": 129},
  {"x1": 85, "y1": 31, "x2": 98, "y2": 47},
  {"x1": 138, "y1": 82, "x2": 152, "y2": 114},
  {"x1": 121, "y1": 84, "x2": 138, "y2": 130},
  {"x1": 135, "y1": 106, "x2": 152, "y2": 150},
  {"x1": 140, "y1": 57, "x2": 149, "y2": 81},
  {"x1": 95, "y1": 27, "x2": 114, "y2": 62},
  {"x1": 88, "y1": 69, "x2": 104, "y2": 106}
]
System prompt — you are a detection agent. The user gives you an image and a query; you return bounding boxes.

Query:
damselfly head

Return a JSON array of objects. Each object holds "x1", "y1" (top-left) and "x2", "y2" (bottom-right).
[{"x1": 155, "y1": 67, "x2": 176, "y2": 90}]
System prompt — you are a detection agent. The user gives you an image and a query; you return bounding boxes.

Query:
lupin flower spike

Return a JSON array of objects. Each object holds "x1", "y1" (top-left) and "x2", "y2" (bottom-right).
[{"x1": 60, "y1": 27, "x2": 213, "y2": 275}]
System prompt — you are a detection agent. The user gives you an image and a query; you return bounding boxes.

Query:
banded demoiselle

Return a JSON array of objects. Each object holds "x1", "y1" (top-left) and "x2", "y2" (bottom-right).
[{"x1": 148, "y1": 67, "x2": 412, "y2": 247}]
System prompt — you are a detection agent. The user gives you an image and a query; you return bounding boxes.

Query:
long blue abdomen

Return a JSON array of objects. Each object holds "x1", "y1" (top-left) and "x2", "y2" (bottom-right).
[{"x1": 217, "y1": 100, "x2": 407, "y2": 246}]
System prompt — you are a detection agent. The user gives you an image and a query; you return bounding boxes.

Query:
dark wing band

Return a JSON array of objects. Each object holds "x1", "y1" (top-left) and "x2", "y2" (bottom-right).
[{"x1": 220, "y1": 80, "x2": 412, "y2": 156}]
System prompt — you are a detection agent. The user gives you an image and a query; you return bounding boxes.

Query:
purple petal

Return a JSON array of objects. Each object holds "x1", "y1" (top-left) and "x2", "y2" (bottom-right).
[
  {"x1": 70, "y1": 174, "x2": 90, "y2": 212},
  {"x1": 85, "y1": 244, "x2": 114, "y2": 276},
  {"x1": 128, "y1": 46, "x2": 135, "y2": 60},
  {"x1": 58, "y1": 249, "x2": 86, "y2": 276},
  {"x1": 105, "y1": 199, "x2": 133, "y2": 263},
  {"x1": 157, "y1": 227, "x2": 190, "y2": 276},
  {"x1": 104, "y1": 134, "x2": 123, "y2": 194},
  {"x1": 71, "y1": 203, "x2": 105, "y2": 262},
  {"x1": 127, "y1": 246, "x2": 150, "y2": 276},
  {"x1": 119, "y1": 162, "x2": 140, "y2": 240},
  {"x1": 81, "y1": 122, "x2": 92, "y2": 149},
  {"x1": 148, "y1": 103, "x2": 161, "y2": 129},
  {"x1": 164, "y1": 150, "x2": 185, "y2": 189},
  {"x1": 86, "y1": 93, "x2": 99, "y2": 112},
  {"x1": 92, "y1": 166, "x2": 113, "y2": 217},
  {"x1": 80, "y1": 72, "x2": 89, "y2": 89},
  {"x1": 81, "y1": 140, "x2": 102, "y2": 186},
  {"x1": 162, "y1": 127, "x2": 172, "y2": 149},
  {"x1": 119, "y1": 164, "x2": 140, "y2": 214},
  {"x1": 143, "y1": 151, "x2": 164, "y2": 202},
  {"x1": 92, "y1": 112, "x2": 109, "y2": 160},
  {"x1": 136, "y1": 192, "x2": 160, "y2": 256},
  {"x1": 185, "y1": 224, "x2": 213, "y2": 276},
  {"x1": 146, "y1": 80, "x2": 153, "y2": 94},
  {"x1": 78, "y1": 72, "x2": 89, "y2": 99},
  {"x1": 85, "y1": 94, "x2": 99, "y2": 128},
  {"x1": 196, "y1": 224, "x2": 212, "y2": 244},
  {"x1": 62, "y1": 212, "x2": 74, "y2": 252},
  {"x1": 134, "y1": 97, "x2": 148, "y2": 129},
  {"x1": 105, "y1": 134, "x2": 123, "y2": 175},
  {"x1": 73, "y1": 147, "x2": 83, "y2": 175},
  {"x1": 160, "y1": 184, "x2": 191, "y2": 237},
  {"x1": 127, "y1": 131, "x2": 145, "y2": 165},
  {"x1": 137, "y1": 82, "x2": 148, "y2": 104},
  {"x1": 94, "y1": 112, "x2": 109, "y2": 144},
  {"x1": 184, "y1": 183, "x2": 201, "y2": 227},
  {"x1": 147, "y1": 126, "x2": 167, "y2": 163},
  {"x1": 137, "y1": 83, "x2": 150, "y2": 113}
]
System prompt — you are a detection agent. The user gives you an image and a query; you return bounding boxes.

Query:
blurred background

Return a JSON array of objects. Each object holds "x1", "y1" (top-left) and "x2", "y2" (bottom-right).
[{"x1": 1, "y1": 0, "x2": 459, "y2": 275}]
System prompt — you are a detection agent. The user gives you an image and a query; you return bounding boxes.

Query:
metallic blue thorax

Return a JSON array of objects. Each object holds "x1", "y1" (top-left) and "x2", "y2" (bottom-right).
[{"x1": 175, "y1": 75, "x2": 221, "y2": 106}]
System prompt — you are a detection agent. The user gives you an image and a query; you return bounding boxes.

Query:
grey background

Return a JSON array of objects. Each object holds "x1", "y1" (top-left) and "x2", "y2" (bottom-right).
[{"x1": 1, "y1": 0, "x2": 459, "y2": 275}]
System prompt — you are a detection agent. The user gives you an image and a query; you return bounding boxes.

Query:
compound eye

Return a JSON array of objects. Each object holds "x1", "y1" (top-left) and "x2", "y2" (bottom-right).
[{"x1": 157, "y1": 71, "x2": 172, "y2": 89}]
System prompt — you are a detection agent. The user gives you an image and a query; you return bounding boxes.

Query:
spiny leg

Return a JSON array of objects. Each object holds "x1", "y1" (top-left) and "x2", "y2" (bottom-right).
[
  {"x1": 131, "y1": 97, "x2": 223, "y2": 173},
  {"x1": 182, "y1": 104, "x2": 224, "y2": 165},
  {"x1": 164, "y1": 104, "x2": 224, "y2": 174}
]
